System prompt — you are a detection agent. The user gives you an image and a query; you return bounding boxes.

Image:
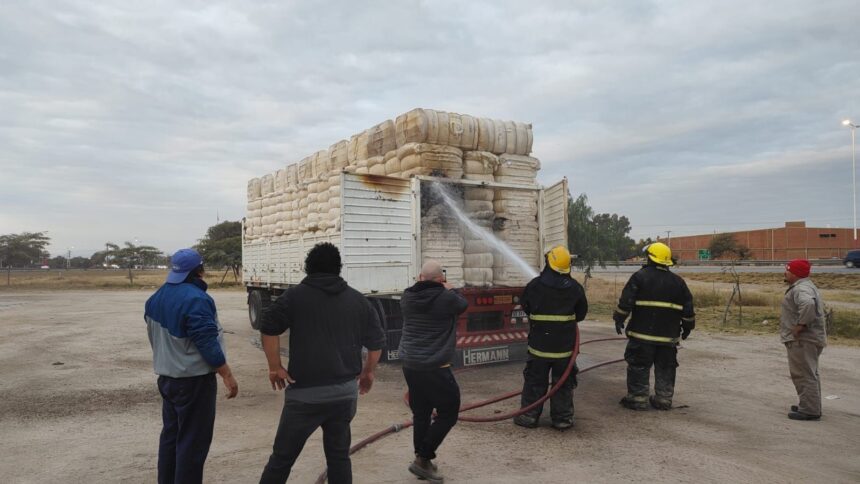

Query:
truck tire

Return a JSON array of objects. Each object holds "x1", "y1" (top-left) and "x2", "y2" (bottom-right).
[
  {"x1": 846, "y1": 261, "x2": 855, "y2": 268},
  {"x1": 248, "y1": 289, "x2": 271, "y2": 330}
]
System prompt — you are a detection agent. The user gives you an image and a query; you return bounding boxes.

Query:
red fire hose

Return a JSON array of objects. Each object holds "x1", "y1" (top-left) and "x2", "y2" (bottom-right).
[{"x1": 315, "y1": 329, "x2": 626, "y2": 483}]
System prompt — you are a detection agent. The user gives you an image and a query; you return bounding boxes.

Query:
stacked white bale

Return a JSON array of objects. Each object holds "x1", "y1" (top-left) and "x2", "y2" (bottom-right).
[
  {"x1": 246, "y1": 178, "x2": 262, "y2": 240},
  {"x1": 462, "y1": 187, "x2": 495, "y2": 287},
  {"x1": 367, "y1": 120, "x2": 396, "y2": 157},
  {"x1": 284, "y1": 165, "x2": 299, "y2": 235},
  {"x1": 324, "y1": 140, "x2": 348, "y2": 235},
  {"x1": 273, "y1": 168, "x2": 288, "y2": 238},
  {"x1": 421, "y1": 203, "x2": 464, "y2": 287},
  {"x1": 329, "y1": 140, "x2": 349, "y2": 171},
  {"x1": 297, "y1": 156, "x2": 313, "y2": 233},
  {"x1": 260, "y1": 174, "x2": 277, "y2": 237},
  {"x1": 492, "y1": 153, "x2": 541, "y2": 286},
  {"x1": 462, "y1": 151, "x2": 497, "y2": 182},
  {"x1": 397, "y1": 143, "x2": 464, "y2": 179},
  {"x1": 304, "y1": 150, "x2": 331, "y2": 233},
  {"x1": 348, "y1": 130, "x2": 370, "y2": 164},
  {"x1": 382, "y1": 149, "x2": 400, "y2": 177},
  {"x1": 460, "y1": 151, "x2": 497, "y2": 286},
  {"x1": 476, "y1": 118, "x2": 533, "y2": 155},
  {"x1": 395, "y1": 108, "x2": 479, "y2": 150}
]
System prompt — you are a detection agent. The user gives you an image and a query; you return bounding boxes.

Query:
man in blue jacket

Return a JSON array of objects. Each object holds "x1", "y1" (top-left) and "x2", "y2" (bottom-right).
[{"x1": 144, "y1": 248, "x2": 238, "y2": 484}]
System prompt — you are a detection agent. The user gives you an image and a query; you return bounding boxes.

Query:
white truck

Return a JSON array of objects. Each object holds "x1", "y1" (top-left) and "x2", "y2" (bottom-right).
[{"x1": 242, "y1": 172, "x2": 569, "y2": 367}]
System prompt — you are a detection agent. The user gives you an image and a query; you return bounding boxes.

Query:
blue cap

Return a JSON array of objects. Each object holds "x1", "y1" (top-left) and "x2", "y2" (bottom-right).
[{"x1": 166, "y1": 248, "x2": 203, "y2": 284}]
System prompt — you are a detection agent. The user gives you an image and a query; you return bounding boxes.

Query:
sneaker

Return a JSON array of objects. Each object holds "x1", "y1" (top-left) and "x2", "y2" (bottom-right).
[
  {"x1": 409, "y1": 457, "x2": 443, "y2": 483},
  {"x1": 790, "y1": 405, "x2": 799, "y2": 412},
  {"x1": 649, "y1": 396, "x2": 672, "y2": 410},
  {"x1": 788, "y1": 411, "x2": 820, "y2": 421},
  {"x1": 619, "y1": 396, "x2": 649, "y2": 410},
  {"x1": 513, "y1": 414, "x2": 539, "y2": 428},
  {"x1": 551, "y1": 419, "x2": 573, "y2": 431}
]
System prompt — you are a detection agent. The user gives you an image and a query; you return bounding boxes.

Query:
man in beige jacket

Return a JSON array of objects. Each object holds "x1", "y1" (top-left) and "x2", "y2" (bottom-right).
[{"x1": 780, "y1": 259, "x2": 827, "y2": 421}]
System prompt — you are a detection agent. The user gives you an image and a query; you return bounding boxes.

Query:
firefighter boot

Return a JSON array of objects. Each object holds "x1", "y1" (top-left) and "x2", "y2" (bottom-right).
[
  {"x1": 619, "y1": 395, "x2": 649, "y2": 410},
  {"x1": 513, "y1": 414, "x2": 539, "y2": 428},
  {"x1": 649, "y1": 395, "x2": 672, "y2": 410},
  {"x1": 409, "y1": 457, "x2": 443, "y2": 483}
]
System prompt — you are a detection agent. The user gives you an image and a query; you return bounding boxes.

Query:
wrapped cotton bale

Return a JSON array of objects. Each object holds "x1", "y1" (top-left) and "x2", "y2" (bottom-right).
[
  {"x1": 421, "y1": 204, "x2": 464, "y2": 287},
  {"x1": 463, "y1": 151, "x2": 498, "y2": 176},
  {"x1": 247, "y1": 178, "x2": 262, "y2": 201},
  {"x1": 495, "y1": 154, "x2": 540, "y2": 185},
  {"x1": 260, "y1": 174, "x2": 275, "y2": 196},
  {"x1": 464, "y1": 268, "x2": 493, "y2": 287},
  {"x1": 286, "y1": 164, "x2": 298, "y2": 187},
  {"x1": 463, "y1": 187, "x2": 494, "y2": 201},
  {"x1": 477, "y1": 118, "x2": 533, "y2": 155},
  {"x1": 367, "y1": 119, "x2": 396, "y2": 157},
  {"x1": 329, "y1": 140, "x2": 349, "y2": 171},
  {"x1": 395, "y1": 108, "x2": 479, "y2": 150},
  {"x1": 298, "y1": 156, "x2": 314, "y2": 183},
  {"x1": 384, "y1": 152, "x2": 401, "y2": 176},
  {"x1": 397, "y1": 143, "x2": 464, "y2": 179},
  {"x1": 348, "y1": 131, "x2": 370, "y2": 163},
  {"x1": 367, "y1": 156, "x2": 386, "y2": 175},
  {"x1": 311, "y1": 150, "x2": 330, "y2": 181}
]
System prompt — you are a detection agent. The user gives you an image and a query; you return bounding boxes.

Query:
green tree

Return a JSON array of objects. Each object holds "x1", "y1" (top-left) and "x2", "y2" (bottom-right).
[
  {"x1": 567, "y1": 194, "x2": 635, "y2": 278},
  {"x1": 0, "y1": 232, "x2": 51, "y2": 268},
  {"x1": 196, "y1": 221, "x2": 242, "y2": 280},
  {"x1": 708, "y1": 233, "x2": 751, "y2": 260},
  {"x1": 90, "y1": 242, "x2": 164, "y2": 268}
]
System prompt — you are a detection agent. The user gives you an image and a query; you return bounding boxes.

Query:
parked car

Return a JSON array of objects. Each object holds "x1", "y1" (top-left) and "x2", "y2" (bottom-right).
[{"x1": 844, "y1": 250, "x2": 860, "y2": 268}]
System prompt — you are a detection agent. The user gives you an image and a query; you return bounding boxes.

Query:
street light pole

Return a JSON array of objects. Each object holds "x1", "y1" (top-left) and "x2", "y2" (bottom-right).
[
  {"x1": 67, "y1": 246, "x2": 73, "y2": 270},
  {"x1": 844, "y1": 120, "x2": 858, "y2": 240}
]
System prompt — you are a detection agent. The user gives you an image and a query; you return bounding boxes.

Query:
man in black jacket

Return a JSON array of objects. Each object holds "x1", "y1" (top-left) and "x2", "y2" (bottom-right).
[
  {"x1": 514, "y1": 246, "x2": 588, "y2": 430},
  {"x1": 399, "y1": 260, "x2": 468, "y2": 483},
  {"x1": 258, "y1": 242, "x2": 385, "y2": 484},
  {"x1": 613, "y1": 242, "x2": 695, "y2": 411}
]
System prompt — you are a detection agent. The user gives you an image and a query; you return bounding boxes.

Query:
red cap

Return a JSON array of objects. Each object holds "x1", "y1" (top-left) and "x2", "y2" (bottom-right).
[{"x1": 785, "y1": 259, "x2": 811, "y2": 278}]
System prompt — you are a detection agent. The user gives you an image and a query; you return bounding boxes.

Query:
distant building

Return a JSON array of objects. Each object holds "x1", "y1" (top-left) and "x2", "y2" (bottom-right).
[{"x1": 669, "y1": 221, "x2": 860, "y2": 261}]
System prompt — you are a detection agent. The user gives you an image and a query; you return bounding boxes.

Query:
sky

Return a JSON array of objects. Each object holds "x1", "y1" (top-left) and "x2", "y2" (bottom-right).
[{"x1": 1, "y1": 0, "x2": 858, "y2": 258}]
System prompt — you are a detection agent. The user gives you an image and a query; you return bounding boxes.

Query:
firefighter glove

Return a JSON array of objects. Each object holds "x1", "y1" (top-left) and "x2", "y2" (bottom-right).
[
  {"x1": 681, "y1": 320, "x2": 694, "y2": 340},
  {"x1": 613, "y1": 311, "x2": 626, "y2": 335}
]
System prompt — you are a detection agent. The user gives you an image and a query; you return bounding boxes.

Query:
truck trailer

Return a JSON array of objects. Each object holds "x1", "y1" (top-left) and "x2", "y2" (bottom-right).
[{"x1": 243, "y1": 171, "x2": 568, "y2": 367}]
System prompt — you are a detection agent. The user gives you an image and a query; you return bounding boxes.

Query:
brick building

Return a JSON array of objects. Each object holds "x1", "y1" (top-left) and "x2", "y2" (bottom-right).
[{"x1": 668, "y1": 221, "x2": 860, "y2": 261}]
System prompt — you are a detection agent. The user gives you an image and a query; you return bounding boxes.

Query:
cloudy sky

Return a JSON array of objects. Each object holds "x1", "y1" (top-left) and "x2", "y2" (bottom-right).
[{"x1": 1, "y1": 0, "x2": 857, "y2": 258}]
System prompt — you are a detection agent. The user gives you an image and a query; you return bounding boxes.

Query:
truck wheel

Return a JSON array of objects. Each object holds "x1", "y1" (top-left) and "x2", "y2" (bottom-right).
[
  {"x1": 248, "y1": 290, "x2": 271, "y2": 330},
  {"x1": 847, "y1": 261, "x2": 855, "y2": 268}
]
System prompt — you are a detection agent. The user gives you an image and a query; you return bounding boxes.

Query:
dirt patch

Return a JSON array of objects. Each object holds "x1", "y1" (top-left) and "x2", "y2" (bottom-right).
[{"x1": 0, "y1": 387, "x2": 160, "y2": 421}]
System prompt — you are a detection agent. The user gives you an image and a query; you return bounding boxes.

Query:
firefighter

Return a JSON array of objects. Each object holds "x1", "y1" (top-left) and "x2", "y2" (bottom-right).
[
  {"x1": 613, "y1": 242, "x2": 695, "y2": 410},
  {"x1": 513, "y1": 246, "x2": 588, "y2": 430}
]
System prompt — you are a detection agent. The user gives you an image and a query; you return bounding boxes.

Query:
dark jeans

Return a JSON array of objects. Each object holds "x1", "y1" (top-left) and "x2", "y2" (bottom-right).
[
  {"x1": 624, "y1": 339, "x2": 679, "y2": 402},
  {"x1": 403, "y1": 367, "x2": 461, "y2": 460},
  {"x1": 157, "y1": 373, "x2": 217, "y2": 484},
  {"x1": 260, "y1": 398, "x2": 357, "y2": 484},
  {"x1": 520, "y1": 356, "x2": 578, "y2": 422}
]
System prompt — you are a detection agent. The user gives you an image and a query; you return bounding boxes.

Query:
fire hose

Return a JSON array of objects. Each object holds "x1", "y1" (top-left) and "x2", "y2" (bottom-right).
[{"x1": 315, "y1": 328, "x2": 627, "y2": 483}]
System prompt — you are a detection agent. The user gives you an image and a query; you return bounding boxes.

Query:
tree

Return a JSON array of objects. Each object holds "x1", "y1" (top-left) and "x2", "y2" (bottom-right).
[
  {"x1": 567, "y1": 194, "x2": 635, "y2": 278},
  {"x1": 708, "y1": 233, "x2": 751, "y2": 260},
  {"x1": 196, "y1": 221, "x2": 242, "y2": 280},
  {"x1": 90, "y1": 242, "x2": 165, "y2": 268},
  {"x1": 631, "y1": 237, "x2": 655, "y2": 259},
  {"x1": 0, "y1": 232, "x2": 51, "y2": 268}
]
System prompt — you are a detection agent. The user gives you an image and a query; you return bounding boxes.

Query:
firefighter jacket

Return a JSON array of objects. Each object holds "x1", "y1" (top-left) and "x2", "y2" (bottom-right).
[
  {"x1": 521, "y1": 267, "x2": 588, "y2": 359},
  {"x1": 614, "y1": 264, "x2": 695, "y2": 345}
]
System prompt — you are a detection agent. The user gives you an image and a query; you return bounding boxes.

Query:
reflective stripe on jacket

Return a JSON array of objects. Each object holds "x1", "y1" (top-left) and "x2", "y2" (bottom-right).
[
  {"x1": 521, "y1": 267, "x2": 588, "y2": 358},
  {"x1": 615, "y1": 265, "x2": 695, "y2": 345}
]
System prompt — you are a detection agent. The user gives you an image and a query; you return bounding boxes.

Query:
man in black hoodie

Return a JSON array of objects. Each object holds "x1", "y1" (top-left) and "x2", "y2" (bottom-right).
[
  {"x1": 513, "y1": 246, "x2": 588, "y2": 430},
  {"x1": 399, "y1": 260, "x2": 468, "y2": 483},
  {"x1": 258, "y1": 242, "x2": 385, "y2": 484}
]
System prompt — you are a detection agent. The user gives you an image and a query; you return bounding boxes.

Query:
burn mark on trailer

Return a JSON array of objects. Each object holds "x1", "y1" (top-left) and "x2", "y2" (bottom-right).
[{"x1": 356, "y1": 173, "x2": 408, "y2": 203}]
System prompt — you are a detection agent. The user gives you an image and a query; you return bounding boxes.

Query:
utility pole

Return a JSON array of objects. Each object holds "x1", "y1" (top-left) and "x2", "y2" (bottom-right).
[{"x1": 665, "y1": 230, "x2": 672, "y2": 246}]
